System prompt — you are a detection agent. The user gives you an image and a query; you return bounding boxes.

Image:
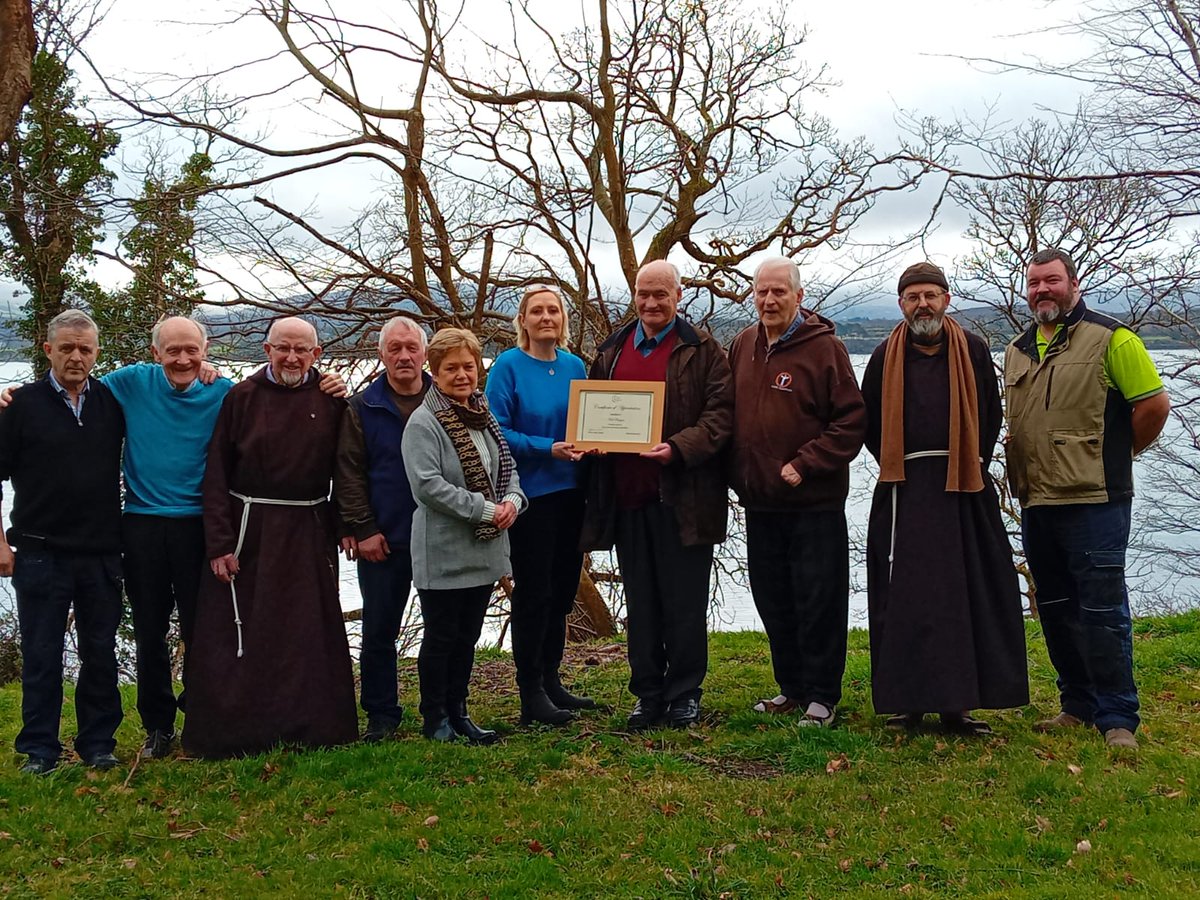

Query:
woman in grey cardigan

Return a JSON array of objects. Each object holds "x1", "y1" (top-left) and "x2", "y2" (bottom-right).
[{"x1": 402, "y1": 328, "x2": 526, "y2": 744}]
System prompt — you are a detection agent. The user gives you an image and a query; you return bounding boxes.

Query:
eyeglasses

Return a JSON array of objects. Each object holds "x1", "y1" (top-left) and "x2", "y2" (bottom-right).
[
  {"x1": 269, "y1": 344, "x2": 315, "y2": 357},
  {"x1": 900, "y1": 290, "x2": 946, "y2": 304}
]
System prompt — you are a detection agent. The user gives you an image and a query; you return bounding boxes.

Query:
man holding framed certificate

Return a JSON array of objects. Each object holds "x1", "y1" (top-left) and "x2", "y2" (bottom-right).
[{"x1": 579, "y1": 260, "x2": 734, "y2": 730}]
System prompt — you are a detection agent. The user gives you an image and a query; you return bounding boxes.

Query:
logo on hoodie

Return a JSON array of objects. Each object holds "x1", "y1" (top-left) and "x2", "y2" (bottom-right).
[{"x1": 772, "y1": 371, "x2": 793, "y2": 392}]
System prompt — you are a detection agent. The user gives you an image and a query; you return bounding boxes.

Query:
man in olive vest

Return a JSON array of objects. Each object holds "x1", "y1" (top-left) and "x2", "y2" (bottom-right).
[{"x1": 1004, "y1": 249, "x2": 1170, "y2": 751}]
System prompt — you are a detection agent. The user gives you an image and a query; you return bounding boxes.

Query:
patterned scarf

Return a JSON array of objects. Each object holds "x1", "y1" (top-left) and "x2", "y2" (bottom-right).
[{"x1": 425, "y1": 387, "x2": 515, "y2": 541}]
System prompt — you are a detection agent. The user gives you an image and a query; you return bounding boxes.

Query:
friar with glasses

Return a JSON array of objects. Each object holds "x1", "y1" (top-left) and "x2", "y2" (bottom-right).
[
  {"x1": 0, "y1": 310, "x2": 126, "y2": 774},
  {"x1": 182, "y1": 316, "x2": 357, "y2": 758},
  {"x1": 861, "y1": 262, "x2": 1028, "y2": 735}
]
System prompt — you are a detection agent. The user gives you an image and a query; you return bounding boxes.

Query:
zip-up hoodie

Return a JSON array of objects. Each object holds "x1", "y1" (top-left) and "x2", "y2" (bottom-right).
[{"x1": 727, "y1": 310, "x2": 866, "y2": 511}]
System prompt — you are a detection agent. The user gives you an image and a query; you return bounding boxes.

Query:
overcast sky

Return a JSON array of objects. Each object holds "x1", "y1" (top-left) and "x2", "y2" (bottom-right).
[{"x1": 3, "y1": 0, "x2": 1092, "y2": 309}]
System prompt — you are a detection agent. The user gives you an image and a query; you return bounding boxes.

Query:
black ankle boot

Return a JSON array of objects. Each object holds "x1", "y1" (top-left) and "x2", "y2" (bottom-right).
[
  {"x1": 448, "y1": 702, "x2": 499, "y2": 745},
  {"x1": 544, "y1": 674, "x2": 597, "y2": 711},
  {"x1": 519, "y1": 686, "x2": 576, "y2": 726},
  {"x1": 424, "y1": 715, "x2": 456, "y2": 744}
]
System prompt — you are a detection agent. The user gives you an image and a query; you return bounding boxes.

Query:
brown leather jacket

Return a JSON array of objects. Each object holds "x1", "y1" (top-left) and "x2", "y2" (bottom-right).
[{"x1": 579, "y1": 317, "x2": 734, "y2": 549}]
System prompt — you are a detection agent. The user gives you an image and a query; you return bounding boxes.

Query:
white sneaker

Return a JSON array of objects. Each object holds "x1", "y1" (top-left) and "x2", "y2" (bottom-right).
[{"x1": 797, "y1": 701, "x2": 836, "y2": 728}]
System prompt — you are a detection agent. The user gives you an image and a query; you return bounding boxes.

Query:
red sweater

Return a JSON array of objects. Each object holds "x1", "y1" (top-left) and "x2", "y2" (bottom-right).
[{"x1": 612, "y1": 327, "x2": 676, "y2": 509}]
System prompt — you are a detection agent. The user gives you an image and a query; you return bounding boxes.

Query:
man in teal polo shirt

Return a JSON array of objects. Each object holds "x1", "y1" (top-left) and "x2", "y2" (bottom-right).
[{"x1": 1004, "y1": 248, "x2": 1170, "y2": 751}]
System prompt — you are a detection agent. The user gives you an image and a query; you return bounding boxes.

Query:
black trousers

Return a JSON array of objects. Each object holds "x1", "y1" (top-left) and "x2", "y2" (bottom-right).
[
  {"x1": 14, "y1": 548, "x2": 123, "y2": 760},
  {"x1": 614, "y1": 503, "x2": 713, "y2": 704},
  {"x1": 357, "y1": 549, "x2": 413, "y2": 725},
  {"x1": 416, "y1": 584, "x2": 492, "y2": 718},
  {"x1": 508, "y1": 489, "x2": 584, "y2": 690},
  {"x1": 123, "y1": 513, "x2": 205, "y2": 735},
  {"x1": 746, "y1": 509, "x2": 849, "y2": 706}
]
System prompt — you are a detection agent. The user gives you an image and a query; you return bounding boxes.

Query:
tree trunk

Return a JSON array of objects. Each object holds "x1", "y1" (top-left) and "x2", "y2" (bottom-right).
[
  {"x1": 567, "y1": 562, "x2": 616, "y2": 642},
  {"x1": 0, "y1": 0, "x2": 35, "y2": 144}
]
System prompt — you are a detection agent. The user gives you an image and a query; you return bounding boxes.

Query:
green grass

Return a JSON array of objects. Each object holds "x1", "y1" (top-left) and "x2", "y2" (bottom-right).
[{"x1": 2, "y1": 615, "x2": 1200, "y2": 898}]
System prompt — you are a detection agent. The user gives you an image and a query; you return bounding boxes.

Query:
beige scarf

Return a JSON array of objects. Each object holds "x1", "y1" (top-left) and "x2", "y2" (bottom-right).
[{"x1": 878, "y1": 316, "x2": 983, "y2": 492}]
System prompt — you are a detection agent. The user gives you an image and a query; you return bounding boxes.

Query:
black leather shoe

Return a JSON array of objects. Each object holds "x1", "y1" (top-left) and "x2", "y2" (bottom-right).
[
  {"x1": 544, "y1": 676, "x2": 598, "y2": 711},
  {"x1": 422, "y1": 716, "x2": 458, "y2": 742},
  {"x1": 20, "y1": 756, "x2": 57, "y2": 776},
  {"x1": 448, "y1": 702, "x2": 499, "y2": 745},
  {"x1": 83, "y1": 752, "x2": 121, "y2": 770},
  {"x1": 140, "y1": 730, "x2": 176, "y2": 760},
  {"x1": 627, "y1": 699, "x2": 666, "y2": 731},
  {"x1": 519, "y1": 687, "x2": 576, "y2": 726},
  {"x1": 665, "y1": 697, "x2": 701, "y2": 728},
  {"x1": 362, "y1": 718, "x2": 400, "y2": 743}
]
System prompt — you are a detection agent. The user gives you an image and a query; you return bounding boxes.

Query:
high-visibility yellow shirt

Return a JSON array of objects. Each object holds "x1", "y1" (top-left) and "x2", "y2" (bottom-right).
[{"x1": 1036, "y1": 325, "x2": 1164, "y2": 402}]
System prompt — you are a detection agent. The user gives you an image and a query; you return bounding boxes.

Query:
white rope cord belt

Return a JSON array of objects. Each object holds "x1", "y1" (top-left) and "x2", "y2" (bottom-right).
[
  {"x1": 888, "y1": 451, "x2": 984, "y2": 583},
  {"x1": 227, "y1": 489, "x2": 327, "y2": 658}
]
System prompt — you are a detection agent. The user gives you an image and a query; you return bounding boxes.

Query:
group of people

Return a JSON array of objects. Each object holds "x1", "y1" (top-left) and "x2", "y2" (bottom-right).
[{"x1": 0, "y1": 247, "x2": 1169, "y2": 775}]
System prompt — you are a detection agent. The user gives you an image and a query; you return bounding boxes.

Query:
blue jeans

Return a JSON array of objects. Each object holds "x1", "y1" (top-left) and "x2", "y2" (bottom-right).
[
  {"x1": 357, "y1": 550, "x2": 414, "y2": 725},
  {"x1": 14, "y1": 549, "x2": 124, "y2": 760},
  {"x1": 1021, "y1": 499, "x2": 1139, "y2": 733}
]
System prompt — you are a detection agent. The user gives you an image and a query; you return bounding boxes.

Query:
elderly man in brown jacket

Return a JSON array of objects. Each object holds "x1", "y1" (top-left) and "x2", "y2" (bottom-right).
[
  {"x1": 580, "y1": 260, "x2": 734, "y2": 730},
  {"x1": 728, "y1": 257, "x2": 866, "y2": 728}
]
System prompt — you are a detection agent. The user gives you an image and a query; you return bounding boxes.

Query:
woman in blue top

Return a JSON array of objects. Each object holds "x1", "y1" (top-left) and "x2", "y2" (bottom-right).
[{"x1": 485, "y1": 284, "x2": 593, "y2": 726}]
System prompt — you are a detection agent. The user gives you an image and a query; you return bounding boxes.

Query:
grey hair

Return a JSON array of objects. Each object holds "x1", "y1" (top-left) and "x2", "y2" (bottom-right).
[
  {"x1": 46, "y1": 309, "x2": 99, "y2": 343},
  {"x1": 151, "y1": 316, "x2": 207, "y2": 350},
  {"x1": 753, "y1": 257, "x2": 802, "y2": 293},
  {"x1": 379, "y1": 315, "x2": 428, "y2": 349}
]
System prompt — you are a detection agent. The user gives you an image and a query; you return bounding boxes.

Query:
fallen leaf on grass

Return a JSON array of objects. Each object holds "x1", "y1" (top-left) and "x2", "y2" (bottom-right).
[
  {"x1": 0, "y1": 832, "x2": 12, "y2": 841},
  {"x1": 1035, "y1": 815, "x2": 1052, "y2": 833},
  {"x1": 825, "y1": 754, "x2": 850, "y2": 775},
  {"x1": 1076, "y1": 839, "x2": 1092, "y2": 854},
  {"x1": 423, "y1": 815, "x2": 439, "y2": 827},
  {"x1": 838, "y1": 858, "x2": 852, "y2": 873},
  {"x1": 259, "y1": 763, "x2": 278, "y2": 782},
  {"x1": 1165, "y1": 790, "x2": 1184, "y2": 799},
  {"x1": 122, "y1": 859, "x2": 136, "y2": 870},
  {"x1": 1067, "y1": 764, "x2": 1083, "y2": 776},
  {"x1": 527, "y1": 839, "x2": 545, "y2": 854},
  {"x1": 74, "y1": 786, "x2": 99, "y2": 797},
  {"x1": 416, "y1": 837, "x2": 429, "y2": 852},
  {"x1": 659, "y1": 801, "x2": 680, "y2": 817},
  {"x1": 50, "y1": 858, "x2": 66, "y2": 869}
]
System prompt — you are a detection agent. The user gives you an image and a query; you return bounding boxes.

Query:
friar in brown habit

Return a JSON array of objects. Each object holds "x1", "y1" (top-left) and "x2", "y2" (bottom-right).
[
  {"x1": 860, "y1": 263, "x2": 1028, "y2": 735},
  {"x1": 182, "y1": 317, "x2": 357, "y2": 758}
]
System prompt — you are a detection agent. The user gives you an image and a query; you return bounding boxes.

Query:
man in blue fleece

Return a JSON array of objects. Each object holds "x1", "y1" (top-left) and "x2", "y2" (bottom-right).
[{"x1": 100, "y1": 317, "x2": 233, "y2": 760}]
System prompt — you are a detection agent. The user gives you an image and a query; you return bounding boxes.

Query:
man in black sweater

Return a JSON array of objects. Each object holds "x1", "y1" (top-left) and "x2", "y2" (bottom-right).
[{"x1": 0, "y1": 310, "x2": 126, "y2": 775}]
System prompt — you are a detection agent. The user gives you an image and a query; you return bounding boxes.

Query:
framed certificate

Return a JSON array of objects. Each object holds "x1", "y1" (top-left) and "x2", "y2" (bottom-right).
[{"x1": 566, "y1": 380, "x2": 666, "y2": 453}]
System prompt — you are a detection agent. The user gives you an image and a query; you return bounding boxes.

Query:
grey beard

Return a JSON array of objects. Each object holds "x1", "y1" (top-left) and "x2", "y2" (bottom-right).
[
  {"x1": 1034, "y1": 306, "x2": 1062, "y2": 325},
  {"x1": 277, "y1": 368, "x2": 306, "y2": 387},
  {"x1": 908, "y1": 315, "x2": 944, "y2": 340}
]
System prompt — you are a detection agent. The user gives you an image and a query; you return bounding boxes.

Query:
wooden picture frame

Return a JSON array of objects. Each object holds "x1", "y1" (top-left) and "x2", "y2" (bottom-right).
[{"x1": 565, "y1": 379, "x2": 666, "y2": 453}]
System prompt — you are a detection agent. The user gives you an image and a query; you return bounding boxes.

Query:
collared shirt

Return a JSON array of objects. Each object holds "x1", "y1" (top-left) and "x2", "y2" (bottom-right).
[
  {"x1": 264, "y1": 365, "x2": 313, "y2": 386},
  {"x1": 48, "y1": 370, "x2": 88, "y2": 424},
  {"x1": 771, "y1": 311, "x2": 803, "y2": 346},
  {"x1": 634, "y1": 317, "x2": 678, "y2": 357}
]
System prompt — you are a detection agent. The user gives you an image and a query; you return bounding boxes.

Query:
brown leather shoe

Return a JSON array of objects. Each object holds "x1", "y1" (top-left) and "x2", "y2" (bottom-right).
[
  {"x1": 1104, "y1": 728, "x2": 1139, "y2": 750},
  {"x1": 1033, "y1": 712, "x2": 1088, "y2": 733}
]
